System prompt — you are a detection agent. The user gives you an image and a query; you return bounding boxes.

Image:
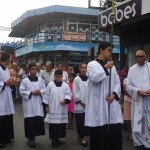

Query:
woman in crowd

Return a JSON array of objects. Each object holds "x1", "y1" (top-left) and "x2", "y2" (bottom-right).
[{"x1": 73, "y1": 63, "x2": 88, "y2": 146}]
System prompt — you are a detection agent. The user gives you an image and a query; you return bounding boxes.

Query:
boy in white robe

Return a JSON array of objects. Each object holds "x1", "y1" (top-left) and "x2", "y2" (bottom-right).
[
  {"x1": 49, "y1": 62, "x2": 68, "y2": 83},
  {"x1": 0, "y1": 53, "x2": 16, "y2": 148},
  {"x1": 127, "y1": 50, "x2": 150, "y2": 150},
  {"x1": 19, "y1": 63, "x2": 46, "y2": 148},
  {"x1": 43, "y1": 70, "x2": 71, "y2": 146},
  {"x1": 85, "y1": 41, "x2": 123, "y2": 150}
]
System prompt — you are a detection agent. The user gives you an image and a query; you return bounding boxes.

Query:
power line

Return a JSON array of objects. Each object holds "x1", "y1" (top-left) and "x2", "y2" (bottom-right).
[{"x1": 0, "y1": 26, "x2": 12, "y2": 31}]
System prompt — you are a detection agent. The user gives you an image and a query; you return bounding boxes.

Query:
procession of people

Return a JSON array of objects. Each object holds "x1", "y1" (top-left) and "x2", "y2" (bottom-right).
[{"x1": 1, "y1": 41, "x2": 150, "y2": 150}]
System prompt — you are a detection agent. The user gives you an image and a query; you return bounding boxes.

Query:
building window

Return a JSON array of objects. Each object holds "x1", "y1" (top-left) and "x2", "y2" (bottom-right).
[{"x1": 68, "y1": 24, "x2": 77, "y2": 32}]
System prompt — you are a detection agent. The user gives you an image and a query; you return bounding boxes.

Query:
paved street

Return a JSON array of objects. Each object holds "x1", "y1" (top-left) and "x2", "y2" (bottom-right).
[{"x1": 3, "y1": 100, "x2": 135, "y2": 150}]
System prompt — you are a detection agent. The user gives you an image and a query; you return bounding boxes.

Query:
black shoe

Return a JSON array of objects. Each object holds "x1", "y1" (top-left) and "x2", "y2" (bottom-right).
[
  {"x1": 136, "y1": 145, "x2": 146, "y2": 150},
  {"x1": 52, "y1": 139, "x2": 61, "y2": 146},
  {"x1": 57, "y1": 139, "x2": 61, "y2": 145},
  {"x1": 52, "y1": 140, "x2": 58, "y2": 146},
  {"x1": 28, "y1": 139, "x2": 36, "y2": 148},
  {"x1": 0, "y1": 142, "x2": 5, "y2": 148}
]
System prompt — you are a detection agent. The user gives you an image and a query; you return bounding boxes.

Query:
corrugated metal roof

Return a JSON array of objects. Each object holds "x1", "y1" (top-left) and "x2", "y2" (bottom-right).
[{"x1": 9, "y1": 5, "x2": 99, "y2": 38}]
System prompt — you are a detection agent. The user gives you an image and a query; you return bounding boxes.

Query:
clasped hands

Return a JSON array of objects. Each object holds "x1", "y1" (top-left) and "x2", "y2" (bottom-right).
[
  {"x1": 138, "y1": 90, "x2": 150, "y2": 96},
  {"x1": 31, "y1": 90, "x2": 41, "y2": 95},
  {"x1": 106, "y1": 93, "x2": 115, "y2": 103}
]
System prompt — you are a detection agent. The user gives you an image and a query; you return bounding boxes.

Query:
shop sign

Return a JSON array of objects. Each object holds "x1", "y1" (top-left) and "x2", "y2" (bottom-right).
[
  {"x1": 68, "y1": 56, "x2": 84, "y2": 66},
  {"x1": 62, "y1": 32, "x2": 86, "y2": 42},
  {"x1": 99, "y1": 0, "x2": 141, "y2": 28}
]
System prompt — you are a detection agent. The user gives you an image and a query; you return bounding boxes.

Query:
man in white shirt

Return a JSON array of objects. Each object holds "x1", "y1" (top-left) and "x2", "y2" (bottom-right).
[
  {"x1": 36, "y1": 62, "x2": 43, "y2": 78},
  {"x1": 42, "y1": 61, "x2": 53, "y2": 86}
]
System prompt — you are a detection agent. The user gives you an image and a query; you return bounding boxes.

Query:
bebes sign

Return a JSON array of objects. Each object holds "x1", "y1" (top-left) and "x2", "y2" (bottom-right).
[{"x1": 99, "y1": 0, "x2": 141, "y2": 29}]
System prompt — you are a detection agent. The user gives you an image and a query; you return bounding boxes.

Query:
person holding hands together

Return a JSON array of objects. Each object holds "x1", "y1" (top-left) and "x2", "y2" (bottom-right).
[{"x1": 0, "y1": 53, "x2": 15, "y2": 148}]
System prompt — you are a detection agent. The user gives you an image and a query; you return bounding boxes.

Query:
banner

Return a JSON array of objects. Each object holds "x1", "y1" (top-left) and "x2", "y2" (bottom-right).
[{"x1": 62, "y1": 31, "x2": 86, "y2": 42}]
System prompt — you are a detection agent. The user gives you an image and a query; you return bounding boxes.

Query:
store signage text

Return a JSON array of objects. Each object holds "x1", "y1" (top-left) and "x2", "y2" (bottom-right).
[
  {"x1": 68, "y1": 56, "x2": 84, "y2": 66},
  {"x1": 62, "y1": 32, "x2": 86, "y2": 42},
  {"x1": 99, "y1": 0, "x2": 141, "y2": 28}
]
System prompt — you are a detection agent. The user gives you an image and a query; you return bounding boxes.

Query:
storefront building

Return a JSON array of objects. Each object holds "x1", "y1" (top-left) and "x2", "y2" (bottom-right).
[
  {"x1": 99, "y1": 0, "x2": 150, "y2": 68},
  {"x1": 10, "y1": 5, "x2": 120, "y2": 67}
]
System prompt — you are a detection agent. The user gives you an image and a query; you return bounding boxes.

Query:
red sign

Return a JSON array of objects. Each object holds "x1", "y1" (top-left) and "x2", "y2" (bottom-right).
[{"x1": 62, "y1": 31, "x2": 86, "y2": 42}]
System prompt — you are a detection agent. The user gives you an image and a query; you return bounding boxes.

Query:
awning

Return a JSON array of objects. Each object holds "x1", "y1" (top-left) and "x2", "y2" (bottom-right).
[{"x1": 15, "y1": 41, "x2": 120, "y2": 57}]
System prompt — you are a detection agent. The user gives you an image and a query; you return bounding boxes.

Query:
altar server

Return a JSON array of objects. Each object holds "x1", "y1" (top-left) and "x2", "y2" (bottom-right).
[
  {"x1": 43, "y1": 70, "x2": 71, "y2": 146},
  {"x1": 85, "y1": 41, "x2": 123, "y2": 150},
  {"x1": 19, "y1": 63, "x2": 46, "y2": 148},
  {"x1": 73, "y1": 63, "x2": 88, "y2": 146},
  {"x1": 0, "y1": 53, "x2": 15, "y2": 148}
]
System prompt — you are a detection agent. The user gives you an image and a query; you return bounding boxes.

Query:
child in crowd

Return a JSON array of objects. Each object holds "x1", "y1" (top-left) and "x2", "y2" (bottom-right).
[
  {"x1": 43, "y1": 70, "x2": 71, "y2": 146},
  {"x1": 73, "y1": 63, "x2": 88, "y2": 146},
  {"x1": 19, "y1": 63, "x2": 46, "y2": 148},
  {"x1": 66, "y1": 73, "x2": 76, "y2": 129}
]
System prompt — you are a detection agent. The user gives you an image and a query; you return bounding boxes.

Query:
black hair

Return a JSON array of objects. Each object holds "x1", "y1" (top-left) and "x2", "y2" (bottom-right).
[
  {"x1": 22, "y1": 64, "x2": 26, "y2": 68},
  {"x1": 68, "y1": 73, "x2": 76, "y2": 78},
  {"x1": 28, "y1": 63, "x2": 36, "y2": 70},
  {"x1": 56, "y1": 61, "x2": 62, "y2": 67},
  {"x1": 79, "y1": 62, "x2": 87, "y2": 68},
  {"x1": 73, "y1": 65, "x2": 80, "y2": 75},
  {"x1": 98, "y1": 41, "x2": 112, "y2": 54},
  {"x1": 66, "y1": 65, "x2": 72, "y2": 69},
  {"x1": 54, "y1": 70, "x2": 63, "y2": 75},
  {"x1": 0, "y1": 53, "x2": 10, "y2": 62}
]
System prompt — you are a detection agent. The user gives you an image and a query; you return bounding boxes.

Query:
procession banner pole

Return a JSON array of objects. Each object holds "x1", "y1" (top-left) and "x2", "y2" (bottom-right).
[{"x1": 108, "y1": 0, "x2": 116, "y2": 131}]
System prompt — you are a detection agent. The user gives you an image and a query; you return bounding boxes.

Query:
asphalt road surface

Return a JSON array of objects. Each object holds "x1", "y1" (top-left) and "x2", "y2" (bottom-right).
[{"x1": 3, "y1": 100, "x2": 135, "y2": 150}]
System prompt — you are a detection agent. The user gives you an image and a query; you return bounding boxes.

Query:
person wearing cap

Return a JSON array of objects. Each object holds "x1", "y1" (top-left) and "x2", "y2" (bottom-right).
[
  {"x1": 42, "y1": 61, "x2": 53, "y2": 86},
  {"x1": 36, "y1": 62, "x2": 43, "y2": 78}
]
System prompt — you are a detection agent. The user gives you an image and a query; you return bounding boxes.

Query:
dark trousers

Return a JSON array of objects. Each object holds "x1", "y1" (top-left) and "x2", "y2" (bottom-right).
[
  {"x1": 89, "y1": 124, "x2": 122, "y2": 150},
  {"x1": 75, "y1": 113, "x2": 89, "y2": 138},
  {"x1": 49, "y1": 123, "x2": 66, "y2": 139},
  {"x1": 0, "y1": 115, "x2": 14, "y2": 143},
  {"x1": 24, "y1": 116, "x2": 45, "y2": 140}
]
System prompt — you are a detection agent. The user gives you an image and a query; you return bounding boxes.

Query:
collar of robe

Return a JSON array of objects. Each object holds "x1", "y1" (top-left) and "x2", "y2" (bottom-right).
[
  {"x1": 96, "y1": 59, "x2": 107, "y2": 66},
  {"x1": 54, "y1": 80, "x2": 63, "y2": 87},
  {"x1": 28, "y1": 76, "x2": 38, "y2": 82},
  {"x1": 0, "y1": 64, "x2": 6, "y2": 70},
  {"x1": 79, "y1": 74, "x2": 88, "y2": 81}
]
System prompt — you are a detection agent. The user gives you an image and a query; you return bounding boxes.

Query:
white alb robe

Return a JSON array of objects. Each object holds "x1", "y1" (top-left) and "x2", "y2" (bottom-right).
[
  {"x1": 127, "y1": 61, "x2": 150, "y2": 148},
  {"x1": 0, "y1": 66, "x2": 15, "y2": 115},
  {"x1": 85, "y1": 60, "x2": 123, "y2": 127},
  {"x1": 73, "y1": 76, "x2": 88, "y2": 113},
  {"x1": 36, "y1": 70, "x2": 43, "y2": 78},
  {"x1": 43, "y1": 81, "x2": 71, "y2": 124},
  {"x1": 19, "y1": 77, "x2": 46, "y2": 118}
]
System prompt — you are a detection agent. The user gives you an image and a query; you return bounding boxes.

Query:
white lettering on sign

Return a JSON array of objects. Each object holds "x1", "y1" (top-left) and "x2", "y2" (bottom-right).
[
  {"x1": 100, "y1": 2, "x2": 136, "y2": 27},
  {"x1": 62, "y1": 32, "x2": 86, "y2": 42}
]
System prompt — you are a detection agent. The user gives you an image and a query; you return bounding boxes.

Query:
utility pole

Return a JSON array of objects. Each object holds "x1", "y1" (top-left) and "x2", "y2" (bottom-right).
[{"x1": 108, "y1": 0, "x2": 116, "y2": 131}]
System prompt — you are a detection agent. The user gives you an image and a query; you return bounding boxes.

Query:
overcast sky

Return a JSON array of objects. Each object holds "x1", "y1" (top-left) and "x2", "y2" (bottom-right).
[{"x1": 0, "y1": 0, "x2": 100, "y2": 43}]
